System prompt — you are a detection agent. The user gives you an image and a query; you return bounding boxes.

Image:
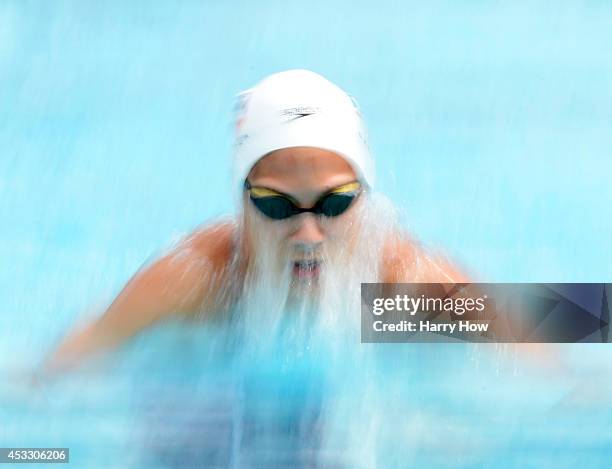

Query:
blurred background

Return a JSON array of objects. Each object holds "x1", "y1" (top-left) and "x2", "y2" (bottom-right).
[{"x1": 1, "y1": 1, "x2": 611, "y2": 467}]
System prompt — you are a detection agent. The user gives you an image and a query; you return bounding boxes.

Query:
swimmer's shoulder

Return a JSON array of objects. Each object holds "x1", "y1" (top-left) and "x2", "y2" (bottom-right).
[
  {"x1": 382, "y1": 231, "x2": 470, "y2": 283},
  {"x1": 381, "y1": 232, "x2": 417, "y2": 282},
  {"x1": 144, "y1": 219, "x2": 240, "y2": 318},
  {"x1": 182, "y1": 218, "x2": 238, "y2": 268}
]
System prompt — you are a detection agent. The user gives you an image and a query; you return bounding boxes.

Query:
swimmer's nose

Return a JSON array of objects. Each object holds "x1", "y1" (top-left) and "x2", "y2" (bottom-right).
[{"x1": 289, "y1": 214, "x2": 325, "y2": 246}]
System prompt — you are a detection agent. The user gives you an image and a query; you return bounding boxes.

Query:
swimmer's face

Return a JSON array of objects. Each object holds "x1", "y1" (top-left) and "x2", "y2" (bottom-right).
[{"x1": 243, "y1": 146, "x2": 363, "y2": 282}]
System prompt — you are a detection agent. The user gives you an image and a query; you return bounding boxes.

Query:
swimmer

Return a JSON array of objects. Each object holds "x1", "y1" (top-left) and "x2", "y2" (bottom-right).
[{"x1": 41, "y1": 69, "x2": 468, "y2": 376}]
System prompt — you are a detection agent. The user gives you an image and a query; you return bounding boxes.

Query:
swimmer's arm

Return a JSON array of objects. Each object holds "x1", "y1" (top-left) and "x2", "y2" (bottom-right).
[
  {"x1": 382, "y1": 233, "x2": 563, "y2": 369},
  {"x1": 40, "y1": 253, "x2": 207, "y2": 377},
  {"x1": 40, "y1": 223, "x2": 233, "y2": 378}
]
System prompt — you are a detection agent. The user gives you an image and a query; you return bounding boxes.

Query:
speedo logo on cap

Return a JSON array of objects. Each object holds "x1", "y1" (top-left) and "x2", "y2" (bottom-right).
[{"x1": 280, "y1": 106, "x2": 319, "y2": 123}]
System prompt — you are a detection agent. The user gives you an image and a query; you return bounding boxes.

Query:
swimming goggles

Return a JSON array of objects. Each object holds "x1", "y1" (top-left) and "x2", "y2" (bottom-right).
[{"x1": 244, "y1": 180, "x2": 362, "y2": 220}]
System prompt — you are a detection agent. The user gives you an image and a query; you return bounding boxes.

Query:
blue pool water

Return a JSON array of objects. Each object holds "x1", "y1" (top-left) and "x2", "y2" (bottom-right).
[{"x1": 1, "y1": 1, "x2": 612, "y2": 467}]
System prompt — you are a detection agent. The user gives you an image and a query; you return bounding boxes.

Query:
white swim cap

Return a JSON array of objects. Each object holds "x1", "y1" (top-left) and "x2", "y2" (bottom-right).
[{"x1": 232, "y1": 69, "x2": 375, "y2": 193}]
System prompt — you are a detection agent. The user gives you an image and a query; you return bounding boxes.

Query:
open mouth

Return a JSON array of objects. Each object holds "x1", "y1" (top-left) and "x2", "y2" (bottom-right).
[{"x1": 292, "y1": 259, "x2": 321, "y2": 279}]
